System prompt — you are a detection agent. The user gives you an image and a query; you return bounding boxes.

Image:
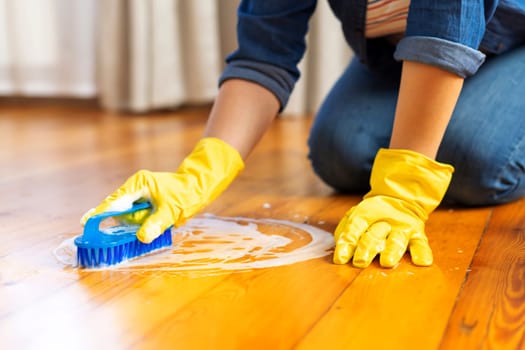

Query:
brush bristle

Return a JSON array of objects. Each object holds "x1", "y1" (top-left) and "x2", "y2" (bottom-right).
[{"x1": 77, "y1": 230, "x2": 172, "y2": 268}]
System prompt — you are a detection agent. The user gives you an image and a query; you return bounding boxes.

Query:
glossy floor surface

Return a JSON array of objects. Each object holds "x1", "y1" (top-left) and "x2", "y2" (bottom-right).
[{"x1": 1, "y1": 103, "x2": 524, "y2": 349}]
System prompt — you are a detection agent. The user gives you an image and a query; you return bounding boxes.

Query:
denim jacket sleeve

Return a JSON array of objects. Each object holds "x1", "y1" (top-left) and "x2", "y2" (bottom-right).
[
  {"x1": 394, "y1": 0, "x2": 501, "y2": 78},
  {"x1": 219, "y1": 0, "x2": 317, "y2": 110}
]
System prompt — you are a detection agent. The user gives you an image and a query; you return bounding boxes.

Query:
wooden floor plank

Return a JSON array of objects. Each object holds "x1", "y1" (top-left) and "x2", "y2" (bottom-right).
[
  {"x1": 1, "y1": 103, "x2": 523, "y2": 349},
  {"x1": 440, "y1": 199, "x2": 525, "y2": 349},
  {"x1": 295, "y1": 206, "x2": 493, "y2": 350},
  {"x1": 1, "y1": 271, "x2": 232, "y2": 349},
  {"x1": 138, "y1": 258, "x2": 358, "y2": 350}
]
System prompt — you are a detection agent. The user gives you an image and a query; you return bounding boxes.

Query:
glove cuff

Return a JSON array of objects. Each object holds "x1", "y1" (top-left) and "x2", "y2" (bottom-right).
[
  {"x1": 365, "y1": 148, "x2": 454, "y2": 219},
  {"x1": 173, "y1": 137, "x2": 244, "y2": 222},
  {"x1": 195, "y1": 137, "x2": 245, "y2": 174}
]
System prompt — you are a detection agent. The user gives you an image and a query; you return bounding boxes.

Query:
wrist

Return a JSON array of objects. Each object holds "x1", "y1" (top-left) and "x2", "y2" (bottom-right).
[
  {"x1": 181, "y1": 137, "x2": 245, "y2": 175},
  {"x1": 200, "y1": 137, "x2": 245, "y2": 170},
  {"x1": 172, "y1": 137, "x2": 244, "y2": 216},
  {"x1": 366, "y1": 148, "x2": 454, "y2": 217}
]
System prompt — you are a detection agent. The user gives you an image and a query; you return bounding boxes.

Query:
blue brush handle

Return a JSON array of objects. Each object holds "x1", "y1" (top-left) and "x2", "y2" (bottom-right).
[{"x1": 83, "y1": 201, "x2": 152, "y2": 241}]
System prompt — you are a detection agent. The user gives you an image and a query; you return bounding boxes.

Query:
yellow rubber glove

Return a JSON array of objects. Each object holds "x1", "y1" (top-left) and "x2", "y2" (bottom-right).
[
  {"x1": 80, "y1": 137, "x2": 244, "y2": 243},
  {"x1": 333, "y1": 148, "x2": 454, "y2": 268}
]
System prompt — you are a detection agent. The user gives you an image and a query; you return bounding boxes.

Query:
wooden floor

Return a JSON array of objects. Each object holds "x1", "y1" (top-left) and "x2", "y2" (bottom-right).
[{"x1": 1, "y1": 102, "x2": 523, "y2": 350}]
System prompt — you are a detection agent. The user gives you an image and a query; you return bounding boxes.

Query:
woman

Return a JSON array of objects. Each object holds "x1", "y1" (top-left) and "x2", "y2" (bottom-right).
[{"x1": 82, "y1": 1, "x2": 525, "y2": 268}]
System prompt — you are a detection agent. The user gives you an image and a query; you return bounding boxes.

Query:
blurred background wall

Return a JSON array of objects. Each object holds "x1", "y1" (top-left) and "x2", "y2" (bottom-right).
[{"x1": 0, "y1": 0, "x2": 351, "y2": 115}]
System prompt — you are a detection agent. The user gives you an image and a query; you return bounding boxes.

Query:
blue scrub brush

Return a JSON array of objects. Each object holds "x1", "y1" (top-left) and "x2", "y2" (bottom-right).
[{"x1": 75, "y1": 202, "x2": 172, "y2": 268}]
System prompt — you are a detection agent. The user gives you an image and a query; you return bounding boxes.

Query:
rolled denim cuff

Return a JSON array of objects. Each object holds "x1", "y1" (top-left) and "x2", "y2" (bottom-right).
[
  {"x1": 219, "y1": 60, "x2": 294, "y2": 111},
  {"x1": 394, "y1": 36, "x2": 486, "y2": 78}
]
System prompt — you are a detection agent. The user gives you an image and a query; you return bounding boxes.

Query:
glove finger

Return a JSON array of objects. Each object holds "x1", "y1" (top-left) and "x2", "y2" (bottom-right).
[
  {"x1": 333, "y1": 216, "x2": 368, "y2": 265},
  {"x1": 80, "y1": 208, "x2": 97, "y2": 226},
  {"x1": 80, "y1": 190, "x2": 145, "y2": 225},
  {"x1": 380, "y1": 230, "x2": 410, "y2": 268},
  {"x1": 136, "y1": 205, "x2": 179, "y2": 243},
  {"x1": 333, "y1": 213, "x2": 350, "y2": 242},
  {"x1": 118, "y1": 208, "x2": 151, "y2": 225},
  {"x1": 80, "y1": 173, "x2": 151, "y2": 225},
  {"x1": 408, "y1": 231, "x2": 433, "y2": 266},
  {"x1": 353, "y1": 221, "x2": 391, "y2": 268}
]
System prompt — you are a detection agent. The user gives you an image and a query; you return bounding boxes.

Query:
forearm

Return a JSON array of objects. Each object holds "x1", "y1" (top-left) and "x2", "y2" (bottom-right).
[
  {"x1": 389, "y1": 61, "x2": 464, "y2": 159},
  {"x1": 204, "y1": 79, "x2": 280, "y2": 159}
]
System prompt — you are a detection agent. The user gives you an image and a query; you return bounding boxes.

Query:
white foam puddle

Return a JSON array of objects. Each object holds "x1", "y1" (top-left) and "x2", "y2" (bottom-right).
[{"x1": 54, "y1": 215, "x2": 335, "y2": 275}]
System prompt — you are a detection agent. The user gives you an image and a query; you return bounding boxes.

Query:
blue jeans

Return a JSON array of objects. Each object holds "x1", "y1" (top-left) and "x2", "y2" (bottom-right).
[{"x1": 308, "y1": 45, "x2": 525, "y2": 206}]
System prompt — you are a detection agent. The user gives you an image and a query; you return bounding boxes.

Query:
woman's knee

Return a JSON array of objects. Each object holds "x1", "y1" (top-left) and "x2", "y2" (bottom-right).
[
  {"x1": 441, "y1": 46, "x2": 525, "y2": 206},
  {"x1": 307, "y1": 57, "x2": 399, "y2": 193},
  {"x1": 444, "y1": 145, "x2": 525, "y2": 206},
  {"x1": 308, "y1": 117, "x2": 379, "y2": 193}
]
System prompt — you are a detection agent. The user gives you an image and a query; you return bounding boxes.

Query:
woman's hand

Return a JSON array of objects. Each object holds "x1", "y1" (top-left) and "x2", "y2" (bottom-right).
[
  {"x1": 333, "y1": 148, "x2": 454, "y2": 268},
  {"x1": 81, "y1": 137, "x2": 244, "y2": 243}
]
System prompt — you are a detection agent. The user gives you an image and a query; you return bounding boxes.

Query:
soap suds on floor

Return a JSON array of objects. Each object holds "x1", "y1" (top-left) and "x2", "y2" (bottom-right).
[{"x1": 55, "y1": 214, "x2": 335, "y2": 275}]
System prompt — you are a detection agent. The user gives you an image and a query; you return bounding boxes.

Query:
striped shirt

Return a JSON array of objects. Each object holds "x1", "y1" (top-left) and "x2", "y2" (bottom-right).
[{"x1": 366, "y1": 0, "x2": 410, "y2": 38}]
